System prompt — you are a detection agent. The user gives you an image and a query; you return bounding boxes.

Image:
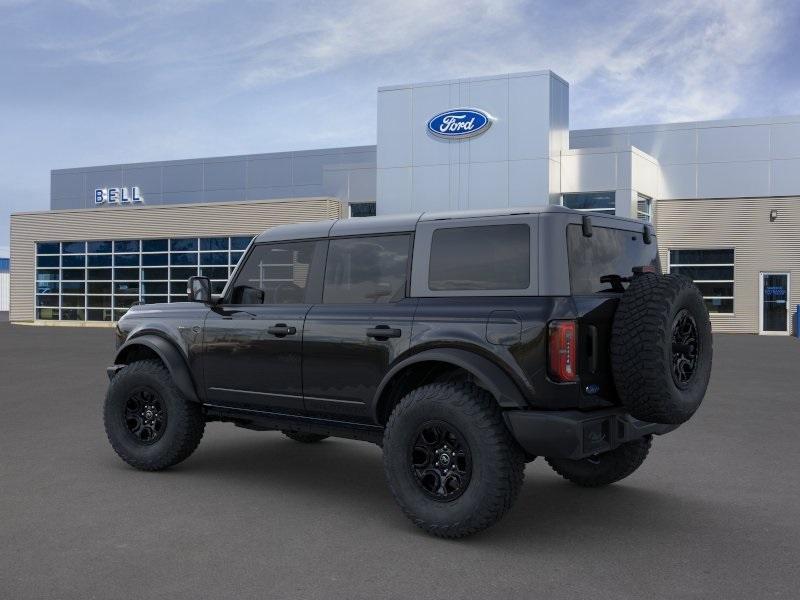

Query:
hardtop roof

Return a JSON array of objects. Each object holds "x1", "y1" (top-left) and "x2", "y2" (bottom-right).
[{"x1": 254, "y1": 205, "x2": 640, "y2": 243}]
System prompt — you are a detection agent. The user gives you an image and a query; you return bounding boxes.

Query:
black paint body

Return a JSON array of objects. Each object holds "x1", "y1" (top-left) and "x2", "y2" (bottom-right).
[
  {"x1": 111, "y1": 207, "x2": 669, "y2": 458},
  {"x1": 115, "y1": 293, "x2": 621, "y2": 422}
]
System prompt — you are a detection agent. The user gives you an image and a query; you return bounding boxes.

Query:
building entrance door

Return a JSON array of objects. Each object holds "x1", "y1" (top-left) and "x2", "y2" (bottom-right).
[{"x1": 759, "y1": 273, "x2": 790, "y2": 335}]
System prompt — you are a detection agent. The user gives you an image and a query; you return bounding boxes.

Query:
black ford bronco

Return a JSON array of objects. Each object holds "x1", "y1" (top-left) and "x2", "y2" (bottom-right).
[{"x1": 104, "y1": 206, "x2": 712, "y2": 538}]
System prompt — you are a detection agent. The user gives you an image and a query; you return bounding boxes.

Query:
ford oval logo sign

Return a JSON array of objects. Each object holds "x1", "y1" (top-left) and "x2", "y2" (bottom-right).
[{"x1": 427, "y1": 108, "x2": 493, "y2": 139}]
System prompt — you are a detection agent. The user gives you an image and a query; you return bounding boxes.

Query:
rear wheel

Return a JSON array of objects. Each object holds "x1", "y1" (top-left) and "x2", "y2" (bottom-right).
[
  {"x1": 281, "y1": 430, "x2": 329, "y2": 443},
  {"x1": 104, "y1": 359, "x2": 205, "y2": 471},
  {"x1": 545, "y1": 436, "x2": 652, "y2": 487},
  {"x1": 383, "y1": 381, "x2": 525, "y2": 538}
]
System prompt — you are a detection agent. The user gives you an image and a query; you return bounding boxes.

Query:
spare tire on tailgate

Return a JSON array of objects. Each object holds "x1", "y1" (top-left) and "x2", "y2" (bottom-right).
[{"x1": 611, "y1": 273, "x2": 712, "y2": 425}]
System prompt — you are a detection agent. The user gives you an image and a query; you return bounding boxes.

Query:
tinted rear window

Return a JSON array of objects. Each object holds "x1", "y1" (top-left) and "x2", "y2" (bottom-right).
[
  {"x1": 567, "y1": 224, "x2": 660, "y2": 294},
  {"x1": 429, "y1": 224, "x2": 530, "y2": 291},
  {"x1": 323, "y1": 235, "x2": 410, "y2": 303}
]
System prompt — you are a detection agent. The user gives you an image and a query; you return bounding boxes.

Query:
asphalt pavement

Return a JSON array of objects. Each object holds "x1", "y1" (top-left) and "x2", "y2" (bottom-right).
[{"x1": 1, "y1": 322, "x2": 799, "y2": 599}]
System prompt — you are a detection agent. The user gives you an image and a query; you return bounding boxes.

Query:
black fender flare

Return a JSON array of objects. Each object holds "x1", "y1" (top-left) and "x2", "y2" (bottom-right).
[
  {"x1": 113, "y1": 335, "x2": 201, "y2": 403},
  {"x1": 372, "y1": 348, "x2": 528, "y2": 422}
]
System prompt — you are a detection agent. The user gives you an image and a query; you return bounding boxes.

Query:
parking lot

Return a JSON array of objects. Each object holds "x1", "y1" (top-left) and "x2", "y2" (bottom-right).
[{"x1": 1, "y1": 322, "x2": 799, "y2": 599}]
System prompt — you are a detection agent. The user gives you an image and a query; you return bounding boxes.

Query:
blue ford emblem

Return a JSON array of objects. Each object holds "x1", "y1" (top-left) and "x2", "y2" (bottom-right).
[{"x1": 427, "y1": 108, "x2": 493, "y2": 139}]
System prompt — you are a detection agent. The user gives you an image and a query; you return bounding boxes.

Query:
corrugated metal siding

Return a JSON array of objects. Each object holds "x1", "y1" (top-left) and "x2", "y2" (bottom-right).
[
  {"x1": 656, "y1": 196, "x2": 800, "y2": 334},
  {"x1": 0, "y1": 271, "x2": 9, "y2": 311},
  {"x1": 10, "y1": 198, "x2": 343, "y2": 322}
]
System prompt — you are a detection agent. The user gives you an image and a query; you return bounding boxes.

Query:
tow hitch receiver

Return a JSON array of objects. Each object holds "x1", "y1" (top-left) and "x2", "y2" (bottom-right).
[{"x1": 504, "y1": 408, "x2": 678, "y2": 461}]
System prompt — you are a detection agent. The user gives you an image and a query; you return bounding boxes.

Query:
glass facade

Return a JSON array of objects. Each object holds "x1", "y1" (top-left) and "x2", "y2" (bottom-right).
[
  {"x1": 35, "y1": 236, "x2": 253, "y2": 321},
  {"x1": 349, "y1": 202, "x2": 377, "y2": 218},
  {"x1": 669, "y1": 249, "x2": 734, "y2": 314},
  {"x1": 561, "y1": 192, "x2": 616, "y2": 215}
]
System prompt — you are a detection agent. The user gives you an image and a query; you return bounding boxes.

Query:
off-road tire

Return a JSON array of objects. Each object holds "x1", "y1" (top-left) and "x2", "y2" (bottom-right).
[
  {"x1": 383, "y1": 381, "x2": 525, "y2": 538},
  {"x1": 104, "y1": 359, "x2": 205, "y2": 471},
  {"x1": 281, "y1": 431, "x2": 329, "y2": 443},
  {"x1": 546, "y1": 436, "x2": 652, "y2": 487},
  {"x1": 611, "y1": 273, "x2": 712, "y2": 424}
]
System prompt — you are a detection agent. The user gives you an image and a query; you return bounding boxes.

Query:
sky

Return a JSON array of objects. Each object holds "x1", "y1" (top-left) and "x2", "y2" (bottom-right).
[{"x1": 1, "y1": 0, "x2": 799, "y2": 249}]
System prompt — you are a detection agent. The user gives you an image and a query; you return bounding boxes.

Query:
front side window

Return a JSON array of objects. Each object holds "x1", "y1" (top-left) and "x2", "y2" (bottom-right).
[
  {"x1": 429, "y1": 225, "x2": 530, "y2": 291},
  {"x1": 669, "y1": 249, "x2": 734, "y2": 313},
  {"x1": 231, "y1": 241, "x2": 320, "y2": 305},
  {"x1": 323, "y1": 235, "x2": 410, "y2": 304},
  {"x1": 568, "y1": 225, "x2": 661, "y2": 294}
]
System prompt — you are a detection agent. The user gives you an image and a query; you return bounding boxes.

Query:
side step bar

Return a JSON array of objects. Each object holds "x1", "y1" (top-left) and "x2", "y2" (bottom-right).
[{"x1": 203, "y1": 403, "x2": 384, "y2": 445}]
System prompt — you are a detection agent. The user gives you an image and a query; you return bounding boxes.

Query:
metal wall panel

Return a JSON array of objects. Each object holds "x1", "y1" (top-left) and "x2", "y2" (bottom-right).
[
  {"x1": 162, "y1": 163, "x2": 204, "y2": 193},
  {"x1": 697, "y1": 161, "x2": 771, "y2": 199},
  {"x1": 659, "y1": 164, "x2": 697, "y2": 200},
  {"x1": 376, "y1": 89, "x2": 413, "y2": 169},
  {"x1": 247, "y1": 156, "x2": 293, "y2": 188},
  {"x1": 656, "y1": 196, "x2": 800, "y2": 333},
  {"x1": 204, "y1": 160, "x2": 246, "y2": 190},
  {"x1": 10, "y1": 198, "x2": 344, "y2": 322},
  {"x1": 629, "y1": 129, "x2": 696, "y2": 165},
  {"x1": 572, "y1": 115, "x2": 800, "y2": 200},
  {"x1": 771, "y1": 123, "x2": 800, "y2": 159},
  {"x1": 51, "y1": 172, "x2": 85, "y2": 201},
  {"x1": 377, "y1": 71, "x2": 568, "y2": 214},
  {"x1": 772, "y1": 159, "x2": 800, "y2": 196},
  {"x1": 561, "y1": 151, "x2": 617, "y2": 192},
  {"x1": 697, "y1": 125, "x2": 770, "y2": 163},
  {"x1": 123, "y1": 166, "x2": 162, "y2": 199},
  {"x1": 51, "y1": 147, "x2": 376, "y2": 210}
]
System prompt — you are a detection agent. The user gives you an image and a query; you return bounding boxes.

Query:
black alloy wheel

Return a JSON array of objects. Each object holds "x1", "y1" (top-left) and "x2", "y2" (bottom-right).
[
  {"x1": 124, "y1": 387, "x2": 167, "y2": 445},
  {"x1": 411, "y1": 421, "x2": 472, "y2": 501},
  {"x1": 671, "y1": 309, "x2": 699, "y2": 388}
]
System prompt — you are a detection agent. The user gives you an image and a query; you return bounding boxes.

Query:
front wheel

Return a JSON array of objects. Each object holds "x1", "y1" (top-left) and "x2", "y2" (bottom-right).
[
  {"x1": 383, "y1": 382, "x2": 525, "y2": 538},
  {"x1": 104, "y1": 359, "x2": 205, "y2": 471},
  {"x1": 545, "y1": 436, "x2": 652, "y2": 487}
]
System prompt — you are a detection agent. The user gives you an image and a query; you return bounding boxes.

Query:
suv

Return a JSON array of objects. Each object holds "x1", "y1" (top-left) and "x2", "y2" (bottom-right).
[{"x1": 104, "y1": 206, "x2": 712, "y2": 538}]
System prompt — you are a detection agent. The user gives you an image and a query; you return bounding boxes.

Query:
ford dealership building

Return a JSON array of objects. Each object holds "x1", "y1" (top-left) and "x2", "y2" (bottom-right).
[{"x1": 10, "y1": 69, "x2": 800, "y2": 334}]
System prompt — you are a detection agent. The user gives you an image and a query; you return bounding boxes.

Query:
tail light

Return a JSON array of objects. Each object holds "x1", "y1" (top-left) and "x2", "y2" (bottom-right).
[{"x1": 548, "y1": 320, "x2": 577, "y2": 382}]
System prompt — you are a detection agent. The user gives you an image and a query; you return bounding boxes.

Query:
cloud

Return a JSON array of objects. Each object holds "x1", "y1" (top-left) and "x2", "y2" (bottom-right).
[
  {"x1": 0, "y1": 0, "x2": 797, "y2": 247},
  {"x1": 570, "y1": 0, "x2": 784, "y2": 125}
]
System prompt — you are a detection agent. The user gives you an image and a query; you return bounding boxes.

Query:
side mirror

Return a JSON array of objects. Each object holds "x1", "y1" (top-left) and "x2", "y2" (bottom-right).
[{"x1": 188, "y1": 276, "x2": 212, "y2": 303}]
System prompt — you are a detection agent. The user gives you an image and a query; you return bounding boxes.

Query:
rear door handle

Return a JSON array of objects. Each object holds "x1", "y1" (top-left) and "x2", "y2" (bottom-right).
[
  {"x1": 366, "y1": 326, "x2": 401, "y2": 340},
  {"x1": 267, "y1": 323, "x2": 297, "y2": 337}
]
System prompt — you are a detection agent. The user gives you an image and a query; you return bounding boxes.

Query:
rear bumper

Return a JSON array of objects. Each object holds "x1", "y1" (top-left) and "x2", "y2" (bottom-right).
[{"x1": 503, "y1": 407, "x2": 678, "y2": 460}]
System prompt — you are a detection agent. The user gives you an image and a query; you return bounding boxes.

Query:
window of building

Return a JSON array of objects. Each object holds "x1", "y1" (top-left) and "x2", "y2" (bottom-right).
[
  {"x1": 669, "y1": 249, "x2": 734, "y2": 313},
  {"x1": 34, "y1": 235, "x2": 255, "y2": 321},
  {"x1": 349, "y1": 202, "x2": 377, "y2": 218},
  {"x1": 230, "y1": 241, "x2": 320, "y2": 305},
  {"x1": 428, "y1": 225, "x2": 530, "y2": 291},
  {"x1": 561, "y1": 192, "x2": 616, "y2": 215},
  {"x1": 323, "y1": 235, "x2": 410, "y2": 303},
  {"x1": 567, "y1": 225, "x2": 661, "y2": 294},
  {"x1": 637, "y1": 194, "x2": 653, "y2": 222}
]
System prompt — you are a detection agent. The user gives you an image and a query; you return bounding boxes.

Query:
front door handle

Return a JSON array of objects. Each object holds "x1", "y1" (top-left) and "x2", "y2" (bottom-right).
[
  {"x1": 366, "y1": 326, "x2": 402, "y2": 340},
  {"x1": 267, "y1": 323, "x2": 297, "y2": 337}
]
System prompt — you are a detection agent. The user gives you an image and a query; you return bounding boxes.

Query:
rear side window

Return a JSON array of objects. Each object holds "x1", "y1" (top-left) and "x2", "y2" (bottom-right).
[
  {"x1": 567, "y1": 224, "x2": 661, "y2": 294},
  {"x1": 323, "y1": 235, "x2": 410, "y2": 303},
  {"x1": 428, "y1": 225, "x2": 530, "y2": 291}
]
